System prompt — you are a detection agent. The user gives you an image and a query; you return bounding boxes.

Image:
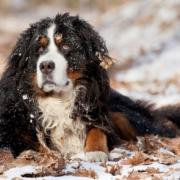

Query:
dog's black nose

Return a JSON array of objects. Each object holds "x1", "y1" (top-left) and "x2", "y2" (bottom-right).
[{"x1": 39, "y1": 61, "x2": 55, "y2": 74}]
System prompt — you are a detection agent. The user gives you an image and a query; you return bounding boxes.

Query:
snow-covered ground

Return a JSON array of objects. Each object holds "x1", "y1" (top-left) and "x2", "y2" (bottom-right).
[
  {"x1": 2, "y1": 140, "x2": 180, "y2": 179},
  {"x1": 0, "y1": 0, "x2": 180, "y2": 179}
]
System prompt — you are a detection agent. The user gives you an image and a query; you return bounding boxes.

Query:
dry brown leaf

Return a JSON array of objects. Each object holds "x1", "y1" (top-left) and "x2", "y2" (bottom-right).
[
  {"x1": 97, "y1": 53, "x2": 116, "y2": 69},
  {"x1": 0, "y1": 149, "x2": 15, "y2": 174},
  {"x1": 145, "y1": 167, "x2": 160, "y2": 174},
  {"x1": 106, "y1": 164, "x2": 120, "y2": 175},
  {"x1": 158, "y1": 153, "x2": 178, "y2": 165},
  {"x1": 143, "y1": 135, "x2": 164, "y2": 153},
  {"x1": 0, "y1": 149, "x2": 14, "y2": 165},
  {"x1": 126, "y1": 171, "x2": 149, "y2": 180},
  {"x1": 121, "y1": 140, "x2": 139, "y2": 152},
  {"x1": 126, "y1": 170, "x2": 162, "y2": 180},
  {"x1": 162, "y1": 137, "x2": 180, "y2": 155},
  {"x1": 72, "y1": 169, "x2": 97, "y2": 179},
  {"x1": 122, "y1": 151, "x2": 152, "y2": 165},
  {"x1": 16, "y1": 150, "x2": 65, "y2": 177}
]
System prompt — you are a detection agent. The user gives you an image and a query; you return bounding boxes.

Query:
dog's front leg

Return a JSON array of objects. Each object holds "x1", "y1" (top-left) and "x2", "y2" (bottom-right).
[{"x1": 84, "y1": 128, "x2": 108, "y2": 162}]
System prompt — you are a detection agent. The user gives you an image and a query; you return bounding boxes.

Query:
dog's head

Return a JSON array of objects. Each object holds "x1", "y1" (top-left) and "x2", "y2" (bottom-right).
[{"x1": 7, "y1": 13, "x2": 114, "y2": 96}]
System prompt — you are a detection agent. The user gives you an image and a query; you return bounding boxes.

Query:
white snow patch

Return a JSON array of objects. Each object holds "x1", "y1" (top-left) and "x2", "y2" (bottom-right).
[
  {"x1": 4, "y1": 166, "x2": 36, "y2": 179},
  {"x1": 22, "y1": 94, "x2": 28, "y2": 100},
  {"x1": 30, "y1": 114, "x2": 35, "y2": 118}
]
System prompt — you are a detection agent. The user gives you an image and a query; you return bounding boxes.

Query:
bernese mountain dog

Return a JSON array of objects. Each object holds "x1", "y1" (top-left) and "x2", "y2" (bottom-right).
[{"x1": 0, "y1": 13, "x2": 179, "y2": 162}]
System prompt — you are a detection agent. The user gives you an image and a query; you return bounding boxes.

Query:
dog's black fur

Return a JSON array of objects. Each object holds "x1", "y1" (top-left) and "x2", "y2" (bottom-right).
[{"x1": 0, "y1": 13, "x2": 179, "y2": 157}]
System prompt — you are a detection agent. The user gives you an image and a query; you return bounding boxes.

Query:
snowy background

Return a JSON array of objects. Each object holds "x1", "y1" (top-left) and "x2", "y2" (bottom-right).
[{"x1": 0, "y1": 0, "x2": 180, "y2": 179}]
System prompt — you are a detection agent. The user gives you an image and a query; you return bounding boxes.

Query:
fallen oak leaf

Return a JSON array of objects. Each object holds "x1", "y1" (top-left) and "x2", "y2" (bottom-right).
[
  {"x1": 162, "y1": 137, "x2": 180, "y2": 155},
  {"x1": 122, "y1": 151, "x2": 153, "y2": 165},
  {"x1": 145, "y1": 167, "x2": 160, "y2": 174},
  {"x1": 70, "y1": 169, "x2": 97, "y2": 179},
  {"x1": 97, "y1": 52, "x2": 117, "y2": 69}
]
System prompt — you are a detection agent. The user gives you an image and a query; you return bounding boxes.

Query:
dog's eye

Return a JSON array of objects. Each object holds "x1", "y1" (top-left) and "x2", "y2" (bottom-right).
[
  {"x1": 61, "y1": 45, "x2": 71, "y2": 54},
  {"x1": 58, "y1": 44, "x2": 71, "y2": 55}
]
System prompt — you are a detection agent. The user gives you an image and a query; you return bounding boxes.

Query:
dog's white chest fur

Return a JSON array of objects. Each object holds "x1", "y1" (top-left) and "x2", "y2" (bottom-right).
[{"x1": 38, "y1": 95, "x2": 86, "y2": 158}]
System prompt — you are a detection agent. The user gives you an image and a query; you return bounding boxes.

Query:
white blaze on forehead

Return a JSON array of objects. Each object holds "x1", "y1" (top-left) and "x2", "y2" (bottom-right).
[
  {"x1": 47, "y1": 24, "x2": 57, "y2": 53},
  {"x1": 37, "y1": 23, "x2": 69, "y2": 92}
]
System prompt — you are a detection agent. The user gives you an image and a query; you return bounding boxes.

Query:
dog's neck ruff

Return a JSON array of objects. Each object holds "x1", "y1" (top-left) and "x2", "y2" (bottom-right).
[{"x1": 38, "y1": 90, "x2": 86, "y2": 158}]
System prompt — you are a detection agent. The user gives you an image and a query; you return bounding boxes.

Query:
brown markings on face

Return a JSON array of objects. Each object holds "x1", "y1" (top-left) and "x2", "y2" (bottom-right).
[
  {"x1": 67, "y1": 71, "x2": 82, "y2": 81},
  {"x1": 39, "y1": 35, "x2": 49, "y2": 48},
  {"x1": 54, "y1": 33, "x2": 63, "y2": 46},
  {"x1": 109, "y1": 112, "x2": 137, "y2": 140},
  {"x1": 84, "y1": 128, "x2": 108, "y2": 153}
]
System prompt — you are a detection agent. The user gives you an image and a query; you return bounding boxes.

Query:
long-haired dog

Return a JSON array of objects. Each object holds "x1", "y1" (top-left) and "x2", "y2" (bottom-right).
[{"x1": 0, "y1": 13, "x2": 179, "y2": 161}]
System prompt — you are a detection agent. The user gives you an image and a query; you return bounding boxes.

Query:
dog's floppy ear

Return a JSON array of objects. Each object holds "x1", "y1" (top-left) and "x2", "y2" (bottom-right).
[
  {"x1": 72, "y1": 16, "x2": 116, "y2": 69},
  {"x1": 8, "y1": 27, "x2": 35, "y2": 73},
  {"x1": 7, "y1": 18, "x2": 51, "y2": 76}
]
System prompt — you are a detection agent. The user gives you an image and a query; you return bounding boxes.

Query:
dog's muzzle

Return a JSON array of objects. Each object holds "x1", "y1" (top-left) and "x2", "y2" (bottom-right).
[{"x1": 38, "y1": 59, "x2": 70, "y2": 93}]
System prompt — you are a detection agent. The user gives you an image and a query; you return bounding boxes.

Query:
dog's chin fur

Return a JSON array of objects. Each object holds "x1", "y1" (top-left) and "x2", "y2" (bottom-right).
[
  {"x1": 42, "y1": 83, "x2": 58, "y2": 93},
  {"x1": 40, "y1": 80, "x2": 73, "y2": 94}
]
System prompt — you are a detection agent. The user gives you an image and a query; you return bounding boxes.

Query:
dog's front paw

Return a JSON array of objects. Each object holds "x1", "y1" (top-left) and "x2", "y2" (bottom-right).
[{"x1": 85, "y1": 151, "x2": 108, "y2": 162}]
